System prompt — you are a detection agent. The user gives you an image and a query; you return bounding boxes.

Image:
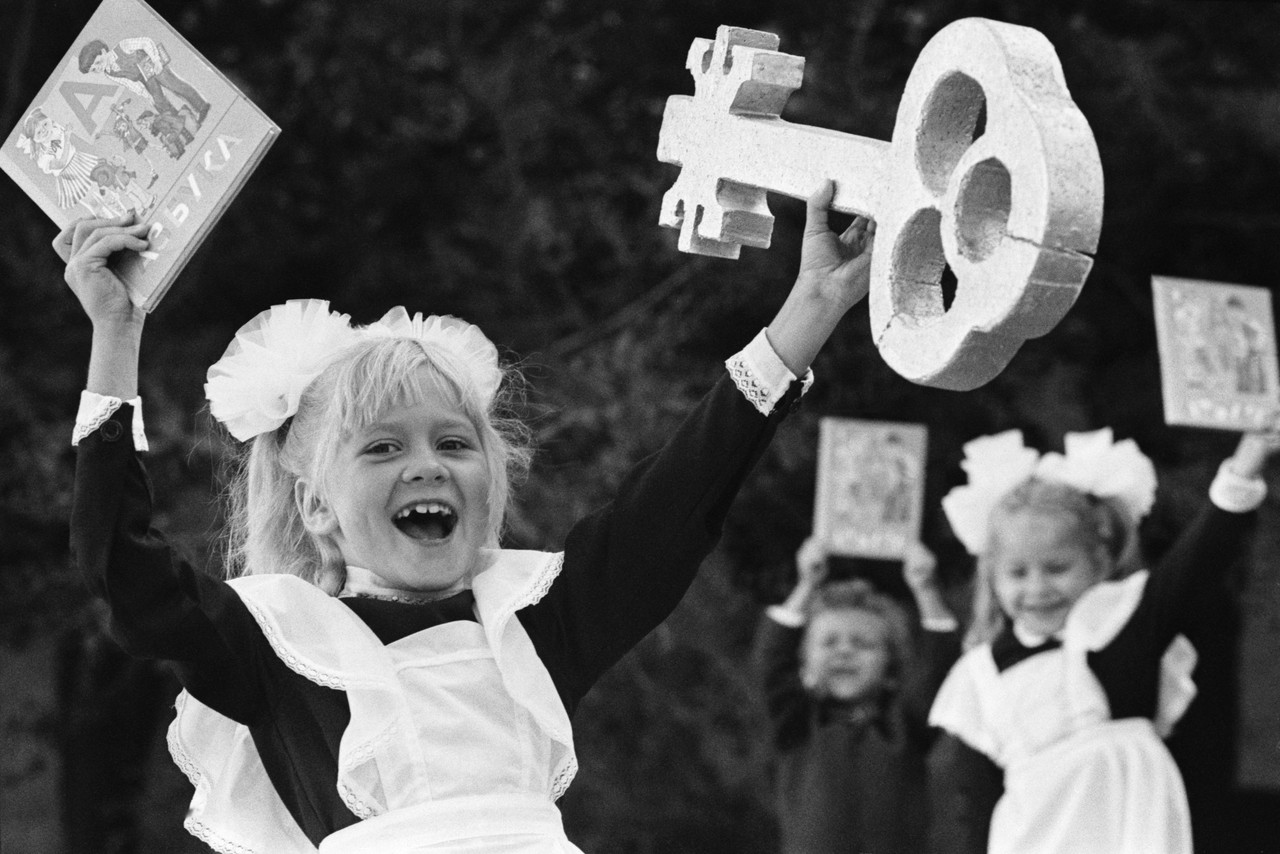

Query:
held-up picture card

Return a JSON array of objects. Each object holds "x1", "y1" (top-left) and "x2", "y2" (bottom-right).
[
  {"x1": 0, "y1": 0, "x2": 279, "y2": 311},
  {"x1": 1152, "y1": 276, "x2": 1279, "y2": 431},
  {"x1": 813, "y1": 417, "x2": 928, "y2": 561}
]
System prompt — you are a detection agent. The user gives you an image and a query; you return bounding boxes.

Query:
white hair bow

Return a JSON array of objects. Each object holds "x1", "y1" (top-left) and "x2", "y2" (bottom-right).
[
  {"x1": 941, "y1": 428, "x2": 1157, "y2": 555},
  {"x1": 204, "y1": 299, "x2": 501, "y2": 442}
]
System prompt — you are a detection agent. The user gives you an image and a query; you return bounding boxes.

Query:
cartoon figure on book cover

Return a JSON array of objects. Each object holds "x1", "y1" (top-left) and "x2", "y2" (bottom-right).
[
  {"x1": 93, "y1": 97, "x2": 159, "y2": 186},
  {"x1": 14, "y1": 107, "x2": 154, "y2": 218},
  {"x1": 78, "y1": 37, "x2": 211, "y2": 142},
  {"x1": 1172, "y1": 291, "x2": 1272, "y2": 397},
  {"x1": 137, "y1": 106, "x2": 198, "y2": 159}
]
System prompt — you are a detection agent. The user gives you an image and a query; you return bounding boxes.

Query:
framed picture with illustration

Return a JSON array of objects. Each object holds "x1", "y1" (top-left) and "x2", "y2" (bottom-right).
[
  {"x1": 813, "y1": 417, "x2": 928, "y2": 560},
  {"x1": 1152, "y1": 276, "x2": 1279, "y2": 431}
]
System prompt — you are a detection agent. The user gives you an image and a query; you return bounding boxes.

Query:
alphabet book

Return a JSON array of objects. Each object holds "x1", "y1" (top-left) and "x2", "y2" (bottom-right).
[{"x1": 1, "y1": 0, "x2": 279, "y2": 310}]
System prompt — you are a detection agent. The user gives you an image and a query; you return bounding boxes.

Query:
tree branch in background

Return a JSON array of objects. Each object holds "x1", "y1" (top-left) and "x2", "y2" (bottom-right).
[{"x1": 548, "y1": 257, "x2": 709, "y2": 359}]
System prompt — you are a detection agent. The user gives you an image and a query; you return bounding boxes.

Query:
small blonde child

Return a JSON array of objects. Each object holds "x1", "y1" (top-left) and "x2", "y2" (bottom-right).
[
  {"x1": 756, "y1": 536, "x2": 960, "y2": 854},
  {"x1": 60, "y1": 182, "x2": 873, "y2": 853},
  {"x1": 929, "y1": 426, "x2": 1279, "y2": 854}
]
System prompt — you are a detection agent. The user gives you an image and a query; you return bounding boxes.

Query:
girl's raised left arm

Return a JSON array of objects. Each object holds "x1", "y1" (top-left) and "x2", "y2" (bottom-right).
[{"x1": 520, "y1": 183, "x2": 874, "y2": 707}]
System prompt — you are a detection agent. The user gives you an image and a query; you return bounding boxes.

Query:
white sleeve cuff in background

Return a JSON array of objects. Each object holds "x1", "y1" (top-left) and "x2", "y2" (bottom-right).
[
  {"x1": 921, "y1": 616, "x2": 960, "y2": 633},
  {"x1": 1208, "y1": 458, "x2": 1266, "y2": 513},
  {"x1": 72, "y1": 390, "x2": 149, "y2": 452},
  {"x1": 766, "y1": 604, "x2": 807, "y2": 628}
]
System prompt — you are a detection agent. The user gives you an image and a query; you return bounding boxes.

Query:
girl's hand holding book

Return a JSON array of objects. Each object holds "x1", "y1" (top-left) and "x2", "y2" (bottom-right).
[
  {"x1": 55, "y1": 212, "x2": 149, "y2": 331},
  {"x1": 55, "y1": 213, "x2": 150, "y2": 398}
]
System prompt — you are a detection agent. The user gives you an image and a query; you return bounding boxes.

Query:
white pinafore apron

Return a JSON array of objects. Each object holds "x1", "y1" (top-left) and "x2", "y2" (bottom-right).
[
  {"x1": 167, "y1": 549, "x2": 582, "y2": 854},
  {"x1": 930, "y1": 571, "x2": 1198, "y2": 854}
]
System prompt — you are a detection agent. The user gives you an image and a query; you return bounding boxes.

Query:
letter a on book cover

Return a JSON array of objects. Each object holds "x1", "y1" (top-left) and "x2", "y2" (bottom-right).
[{"x1": 1, "y1": 0, "x2": 279, "y2": 311}]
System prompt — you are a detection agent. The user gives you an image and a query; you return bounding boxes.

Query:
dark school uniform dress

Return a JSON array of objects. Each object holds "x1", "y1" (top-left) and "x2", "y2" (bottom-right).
[
  {"x1": 69, "y1": 333, "x2": 808, "y2": 852},
  {"x1": 755, "y1": 610, "x2": 961, "y2": 854}
]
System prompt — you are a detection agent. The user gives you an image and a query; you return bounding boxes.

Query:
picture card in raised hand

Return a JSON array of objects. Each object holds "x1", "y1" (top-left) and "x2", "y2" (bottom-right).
[
  {"x1": 1152, "y1": 275, "x2": 1279, "y2": 431},
  {"x1": 814, "y1": 417, "x2": 928, "y2": 560}
]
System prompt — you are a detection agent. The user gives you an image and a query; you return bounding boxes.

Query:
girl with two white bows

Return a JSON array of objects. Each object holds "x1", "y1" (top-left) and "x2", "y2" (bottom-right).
[
  {"x1": 60, "y1": 183, "x2": 872, "y2": 852},
  {"x1": 929, "y1": 425, "x2": 1279, "y2": 854}
]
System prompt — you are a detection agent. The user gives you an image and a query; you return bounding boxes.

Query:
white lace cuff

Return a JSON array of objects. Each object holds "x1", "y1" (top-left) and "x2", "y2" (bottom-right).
[
  {"x1": 1209, "y1": 459, "x2": 1266, "y2": 513},
  {"x1": 725, "y1": 329, "x2": 815, "y2": 416},
  {"x1": 766, "y1": 604, "x2": 806, "y2": 628},
  {"x1": 72, "y1": 390, "x2": 149, "y2": 452}
]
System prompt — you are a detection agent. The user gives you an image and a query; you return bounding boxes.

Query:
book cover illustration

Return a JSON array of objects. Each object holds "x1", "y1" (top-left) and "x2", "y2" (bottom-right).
[
  {"x1": 1152, "y1": 276, "x2": 1279, "y2": 431},
  {"x1": 1, "y1": 0, "x2": 279, "y2": 311},
  {"x1": 813, "y1": 418, "x2": 928, "y2": 560}
]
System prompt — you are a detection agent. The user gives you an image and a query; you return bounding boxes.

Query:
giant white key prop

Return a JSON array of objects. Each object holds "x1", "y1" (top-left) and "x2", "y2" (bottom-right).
[{"x1": 657, "y1": 20, "x2": 1102, "y2": 390}]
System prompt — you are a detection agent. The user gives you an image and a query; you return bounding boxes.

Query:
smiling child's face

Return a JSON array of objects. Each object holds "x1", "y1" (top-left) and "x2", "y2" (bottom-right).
[
  {"x1": 802, "y1": 608, "x2": 892, "y2": 703},
  {"x1": 32, "y1": 116, "x2": 61, "y2": 145},
  {"x1": 305, "y1": 370, "x2": 492, "y2": 597},
  {"x1": 990, "y1": 512, "x2": 1104, "y2": 638}
]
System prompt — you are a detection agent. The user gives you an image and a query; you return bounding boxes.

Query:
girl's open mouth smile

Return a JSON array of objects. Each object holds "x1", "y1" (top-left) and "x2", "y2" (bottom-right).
[{"x1": 392, "y1": 501, "x2": 459, "y2": 541}]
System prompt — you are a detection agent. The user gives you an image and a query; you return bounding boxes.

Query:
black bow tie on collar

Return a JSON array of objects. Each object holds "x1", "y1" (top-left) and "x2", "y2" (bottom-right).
[
  {"x1": 406, "y1": 590, "x2": 479, "y2": 625},
  {"x1": 992, "y1": 628, "x2": 1063, "y2": 673},
  {"x1": 340, "y1": 589, "x2": 479, "y2": 644}
]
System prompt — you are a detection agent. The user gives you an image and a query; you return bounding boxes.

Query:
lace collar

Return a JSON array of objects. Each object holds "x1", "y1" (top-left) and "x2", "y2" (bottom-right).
[{"x1": 339, "y1": 565, "x2": 466, "y2": 604}]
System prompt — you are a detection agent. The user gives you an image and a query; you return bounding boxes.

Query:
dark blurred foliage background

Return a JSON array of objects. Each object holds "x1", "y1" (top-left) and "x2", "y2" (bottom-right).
[{"x1": 1, "y1": 0, "x2": 1279, "y2": 851}]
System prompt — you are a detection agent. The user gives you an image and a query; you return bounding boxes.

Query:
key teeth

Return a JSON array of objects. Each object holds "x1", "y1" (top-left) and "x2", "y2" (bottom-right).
[
  {"x1": 658, "y1": 184, "x2": 686, "y2": 230},
  {"x1": 721, "y1": 210, "x2": 774, "y2": 248},
  {"x1": 685, "y1": 38, "x2": 714, "y2": 75},
  {"x1": 729, "y1": 53, "x2": 804, "y2": 116},
  {"x1": 661, "y1": 188, "x2": 743, "y2": 259},
  {"x1": 682, "y1": 228, "x2": 743, "y2": 259},
  {"x1": 716, "y1": 25, "x2": 781, "y2": 53}
]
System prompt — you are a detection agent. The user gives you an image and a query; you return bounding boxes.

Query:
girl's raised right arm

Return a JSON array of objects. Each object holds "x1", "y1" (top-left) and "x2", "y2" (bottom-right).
[
  {"x1": 61, "y1": 216, "x2": 268, "y2": 725},
  {"x1": 55, "y1": 214, "x2": 149, "y2": 398}
]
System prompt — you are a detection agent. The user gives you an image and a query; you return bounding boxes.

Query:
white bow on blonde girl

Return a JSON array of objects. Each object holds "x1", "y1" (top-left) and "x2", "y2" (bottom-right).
[
  {"x1": 204, "y1": 299, "x2": 501, "y2": 442},
  {"x1": 942, "y1": 428, "x2": 1159, "y2": 556}
]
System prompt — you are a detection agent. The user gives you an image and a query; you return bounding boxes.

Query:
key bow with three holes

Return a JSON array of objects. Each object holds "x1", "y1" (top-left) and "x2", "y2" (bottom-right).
[{"x1": 657, "y1": 20, "x2": 1103, "y2": 390}]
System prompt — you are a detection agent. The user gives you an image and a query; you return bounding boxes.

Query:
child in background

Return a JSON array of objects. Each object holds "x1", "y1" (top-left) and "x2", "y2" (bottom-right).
[
  {"x1": 59, "y1": 182, "x2": 873, "y2": 853},
  {"x1": 756, "y1": 536, "x2": 961, "y2": 854},
  {"x1": 929, "y1": 426, "x2": 1279, "y2": 854}
]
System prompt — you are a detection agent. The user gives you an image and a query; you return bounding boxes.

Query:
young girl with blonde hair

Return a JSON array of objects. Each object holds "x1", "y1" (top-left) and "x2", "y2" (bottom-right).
[
  {"x1": 61, "y1": 182, "x2": 872, "y2": 852},
  {"x1": 930, "y1": 426, "x2": 1279, "y2": 854}
]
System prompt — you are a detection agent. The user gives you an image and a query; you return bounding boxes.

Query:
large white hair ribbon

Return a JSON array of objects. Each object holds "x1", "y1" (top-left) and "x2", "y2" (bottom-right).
[
  {"x1": 364, "y1": 308, "x2": 501, "y2": 407},
  {"x1": 205, "y1": 300, "x2": 358, "y2": 442},
  {"x1": 205, "y1": 301, "x2": 503, "y2": 442}
]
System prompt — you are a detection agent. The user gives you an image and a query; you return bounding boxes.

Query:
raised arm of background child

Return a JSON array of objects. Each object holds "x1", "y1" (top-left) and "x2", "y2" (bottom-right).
[
  {"x1": 777, "y1": 536, "x2": 829, "y2": 617},
  {"x1": 54, "y1": 213, "x2": 150, "y2": 398},
  {"x1": 755, "y1": 537, "x2": 828, "y2": 747},
  {"x1": 1227, "y1": 413, "x2": 1280, "y2": 479},
  {"x1": 902, "y1": 541, "x2": 956, "y2": 627},
  {"x1": 900, "y1": 541, "x2": 962, "y2": 738},
  {"x1": 765, "y1": 180, "x2": 875, "y2": 376}
]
